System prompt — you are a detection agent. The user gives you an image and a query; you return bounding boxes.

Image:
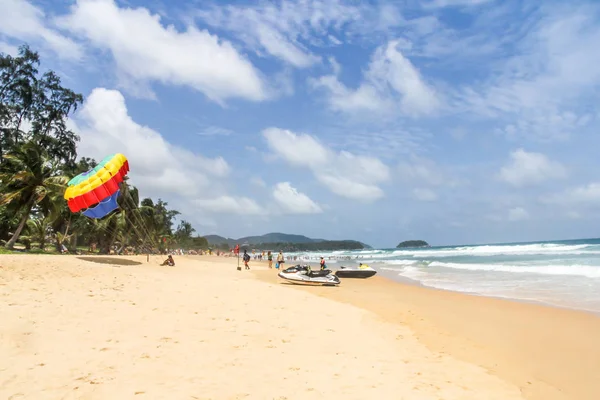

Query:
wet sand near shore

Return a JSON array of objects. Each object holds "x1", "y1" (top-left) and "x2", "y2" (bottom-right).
[{"x1": 252, "y1": 258, "x2": 600, "y2": 400}]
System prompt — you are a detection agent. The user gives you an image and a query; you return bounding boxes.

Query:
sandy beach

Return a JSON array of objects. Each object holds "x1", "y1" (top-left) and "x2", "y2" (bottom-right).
[{"x1": 1, "y1": 255, "x2": 598, "y2": 399}]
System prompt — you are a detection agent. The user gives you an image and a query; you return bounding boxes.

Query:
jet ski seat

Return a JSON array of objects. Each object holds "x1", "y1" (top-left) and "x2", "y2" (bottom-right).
[{"x1": 307, "y1": 269, "x2": 332, "y2": 278}]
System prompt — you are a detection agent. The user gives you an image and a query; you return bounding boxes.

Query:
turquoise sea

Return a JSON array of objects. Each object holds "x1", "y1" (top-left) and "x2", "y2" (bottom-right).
[{"x1": 289, "y1": 238, "x2": 600, "y2": 314}]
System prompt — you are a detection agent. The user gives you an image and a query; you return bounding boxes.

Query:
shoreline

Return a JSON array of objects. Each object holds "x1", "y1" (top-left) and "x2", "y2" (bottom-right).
[
  {"x1": 374, "y1": 266, "x2": 600, "y2": 317},
  {"x1": 250, "y1": 257, "x2": 600, "y2": 400},
  {"x1": 288, "y1": 257, "x2": 600, "y2": 316}
]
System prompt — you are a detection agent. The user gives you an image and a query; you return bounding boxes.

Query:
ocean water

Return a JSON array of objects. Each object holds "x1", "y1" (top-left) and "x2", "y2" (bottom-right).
[{"x1": 287, "y1": 238, "x2": 600, "y2": 314}]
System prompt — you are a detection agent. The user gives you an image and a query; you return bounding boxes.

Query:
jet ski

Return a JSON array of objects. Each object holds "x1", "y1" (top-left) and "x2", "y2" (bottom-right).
[
  {"x1": 335, "y1": 263, "x2": 377, "y2": 279},
  {"x1": 278, "y1": 264, "x2": 340, "y2": 286}
]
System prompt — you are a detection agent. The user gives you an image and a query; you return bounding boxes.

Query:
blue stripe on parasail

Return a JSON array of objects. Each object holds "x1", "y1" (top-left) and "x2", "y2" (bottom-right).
[{"x1": 82, "y1": 189, "x2": 121, "y2": 219}]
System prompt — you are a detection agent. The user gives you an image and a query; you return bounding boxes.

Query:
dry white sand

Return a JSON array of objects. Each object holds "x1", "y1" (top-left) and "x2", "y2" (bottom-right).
[{"x1": 1, "y1": 254, "x2": 524, "y2": 399}]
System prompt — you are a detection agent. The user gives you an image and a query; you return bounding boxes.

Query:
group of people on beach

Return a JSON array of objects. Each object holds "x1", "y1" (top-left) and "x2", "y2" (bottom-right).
[
  {"x1": 242, "y1": 250, "x2": 285, "y2": 270},
  {"x1": 240, "y1": 250, "x2": 328, "y2": 271},
  {"x1": 160, "y1": 250, "x2": 328, "y2": 271}
]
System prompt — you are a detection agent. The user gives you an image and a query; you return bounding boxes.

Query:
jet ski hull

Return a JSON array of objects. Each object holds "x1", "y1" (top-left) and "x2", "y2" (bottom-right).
[
  {"x1": 278, "y1": 270, "x2": 340, "y2": 286},
  {"x1": 335, "y1": 265, "x2": 377, "y2": 279},
  {"x1": 335, "y1": 269, "x2": 377, "y2": 278}
]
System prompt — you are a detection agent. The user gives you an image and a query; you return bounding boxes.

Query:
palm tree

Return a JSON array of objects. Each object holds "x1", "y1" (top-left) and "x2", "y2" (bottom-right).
[
  {"x1": 25, "y1": 216, "x2": 52, "y2": 250},
  {"x1": 0, "y1": 141, "x2": 67, "y2": 249}
]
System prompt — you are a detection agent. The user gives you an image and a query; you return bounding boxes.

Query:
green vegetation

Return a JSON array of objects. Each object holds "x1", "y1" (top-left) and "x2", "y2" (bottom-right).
[
  {"x1": 251, "y1": 240, "x2": 365, "y2": 252},
  {"x1": 205, "y1": 233, "x2": 369, "y2": 251},
  {"x1": 0, "y1": 45, "x2": 205, "y2": 254},
  {"x1": 396, "y1": 240, "x2": 429, "y2": 248}
]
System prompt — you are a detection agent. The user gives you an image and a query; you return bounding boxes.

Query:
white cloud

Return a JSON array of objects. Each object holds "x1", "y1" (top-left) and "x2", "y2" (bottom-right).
[
  {"x1": 413, "y1": 188, "x2": 438, "y2": 201},
  {"x1": 508, "y1": 207, "x2": 529, "y2": 222},
  {"x1": 423, "y1": 0, "x2": 493, "y2": 8},
  {"x1": 544, "y1": 183, "x2": 600, "y2": 206},
  {"x1": 567, "y1": 183, "x2": 600, "y2": 203},
  {"x1": 196, "y1": 4, "x2": 320, "y2": 68},
  {"x1": 0, "y1": 42, "x2": 19, "y2": 56},
  {"x1": 194, "y1": 0, "x2": 401, "y2": 68},
  {"x1": 310, "y1": 75, "x2": 391, "y2": 113},
  {"x1": 272, "y1": 182, "x2": 322, "y2": 214},
  {"x1": 263, "y1": 128, "x2": 390, "y2": 202},
  {"x1": 0, "y1": 0, "x2": 82, "y2": 59},
  {"x1": 566, "y1": 211, "x2": 581, "y2": 220},
  {"x1": 454, "y1": 4, "x2": 600, "y2": 140},
  {"x1": 397, "y1": 156, "x2": 445, "y2": 186},
  {"x1": 193, "y1": 196, "x2": 264, "y2": 215},
  {"x1": 499, "y1": 149, "x2": 567, "y2": 187},
  {"x1": 486, "y1": 207, "x2": 530, "y2": 223},
  {"x1": 310, "y1": 40, "x2": 440, "y2": 117},
  {"x1": 57, "y1": 0, "x2": 267, "y2": 103},
  {"x1": 328, "y1": 57, "x2": 341, "y2": 75},
  {"x1": 250, "y1": 177, "x2": 267, "y2": 188},
  {"x1": 196, "y1": 126, "x2": 233, "y2": 137},
  {"x1": 72, "y1": 87, "x2": 230, "y2": 200}
]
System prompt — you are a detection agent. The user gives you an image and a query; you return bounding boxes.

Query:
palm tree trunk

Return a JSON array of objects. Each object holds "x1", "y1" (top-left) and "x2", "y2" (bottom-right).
[
  {"x1": 5, "y1": 198, "x2": 34, "y2": 249},
  {"x1": 70, "y1": 233, "x2": 78, "y2": 251},
  {"x1": 63, "y1": 215, "x2": 71, "y2": 249}
]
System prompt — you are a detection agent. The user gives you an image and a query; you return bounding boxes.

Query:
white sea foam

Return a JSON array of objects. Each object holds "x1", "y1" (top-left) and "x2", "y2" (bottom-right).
[
  {"x1": 392, "y1": 243, "x2": 599, "y2": 257},
  {"x1": 379, "y1": 260, "x2": 600, "y2": 278},
  {"x1": 291, "y1": 240, "x2": 600, "y2": 313},
  {"x1": 381, "y1": 259, "x2": 421, "y2": 266},
  {"x1": 386, "y1": 268, "x2": 600, "y2": 314},
  {"x1": 428, "y1": 261, "x2": 600, "y2": 278}
]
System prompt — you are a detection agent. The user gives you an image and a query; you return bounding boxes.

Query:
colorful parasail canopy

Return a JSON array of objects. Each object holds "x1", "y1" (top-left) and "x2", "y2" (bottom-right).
[{"x1": 64, "y1": 153, "x2": 130, "y2": 219}]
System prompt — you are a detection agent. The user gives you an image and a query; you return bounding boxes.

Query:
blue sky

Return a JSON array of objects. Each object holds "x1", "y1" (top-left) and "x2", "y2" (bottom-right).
[{"x1": 1, "y1": 0, "x2": 600, "y2": 248}]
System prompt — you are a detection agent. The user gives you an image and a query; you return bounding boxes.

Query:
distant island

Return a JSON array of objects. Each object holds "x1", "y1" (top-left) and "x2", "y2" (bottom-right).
[
  {"x1": 203, "y1": 232, "x2": 370, "y2": 251},
  {"x1": 396, "y1": 240, "x2": 430, "y2": 248}
]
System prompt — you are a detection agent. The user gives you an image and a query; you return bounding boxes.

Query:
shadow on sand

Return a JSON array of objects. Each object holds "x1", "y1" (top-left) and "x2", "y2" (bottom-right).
[{"x1": 77, "y1": 256, "x2": 143, "y2": 266}]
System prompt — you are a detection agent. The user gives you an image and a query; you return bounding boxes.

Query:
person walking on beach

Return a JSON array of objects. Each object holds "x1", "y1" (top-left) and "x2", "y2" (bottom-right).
[
  {"x1": 320, "y1": 257, "x2": 326, "y2": 270},
  {"x1": 267, "y1": 251, "x2": 273, "y2": 268},
  {"x1": 277, "y1": 250, "x2": 284, "y2": 270},
  {"x1": 243, "y1": 250, "x2": 251, "y2": 270}
]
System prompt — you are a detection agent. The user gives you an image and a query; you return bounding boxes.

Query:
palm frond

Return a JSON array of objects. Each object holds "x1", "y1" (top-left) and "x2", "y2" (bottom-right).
[
  {"x1": 33, "y1": 185, "x2": 47, "y2": 203},
  {"x1": 11, "y1": 171, "x2": 34, "y2": 182},
  {"x1": 0, "y1": 188, "x2": 26, "y2": 205}
]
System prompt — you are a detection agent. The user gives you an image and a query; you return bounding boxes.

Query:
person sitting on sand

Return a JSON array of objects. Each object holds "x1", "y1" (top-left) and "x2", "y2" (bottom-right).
[
  {"x1": 160, "y1": 255, "x2": 175, "y2": 267},
  {"x1": 320, "y1": 257, "x2": 326, "y2": 270}
]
